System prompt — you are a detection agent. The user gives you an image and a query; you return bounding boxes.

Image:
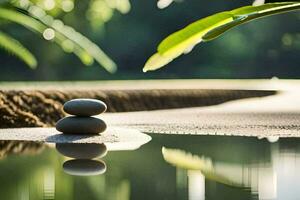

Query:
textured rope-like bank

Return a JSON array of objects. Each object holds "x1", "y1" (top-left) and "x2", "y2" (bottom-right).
[{"x1": 0, "y1": 88, "x2": 274, "y2": 128}]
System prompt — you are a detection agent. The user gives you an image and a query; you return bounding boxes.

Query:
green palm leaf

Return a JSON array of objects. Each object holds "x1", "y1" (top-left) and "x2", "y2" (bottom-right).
[
  {"x1": 143, "y1": 2, "x2": 300, "y2": 72},
  {"x1": 0, "y1": 7, "x2": 116, "y2": 72},
  {"x1": 0, "y1": 31, "x2": 37, "y2": 68},
  {"x1": 203, "y1": 2, "x2": 300, "y2": 41}
]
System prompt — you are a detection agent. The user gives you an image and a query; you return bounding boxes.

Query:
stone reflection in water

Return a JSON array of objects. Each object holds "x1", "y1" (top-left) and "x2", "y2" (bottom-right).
[
  {"x1": 162, "y1": 139, "x2": 300, "y2": 200},
  {"x1": 56, "y1": 143, "x2": 107, "y2": 176},
  {"x1": 63, "y1": 159, "x2": 106, "y2": 176},
  {"x1": 56, "y1": 143, "x2": 107, "y2": 159}
]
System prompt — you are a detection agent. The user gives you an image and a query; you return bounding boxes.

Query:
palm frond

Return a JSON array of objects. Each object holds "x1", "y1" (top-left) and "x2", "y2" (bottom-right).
[
  {"x1": 0, "y1": 6, "x2": 116, "y2": 72},
  {"x1": 0, "y1": 31, "x2": 37, "y2": 68}
]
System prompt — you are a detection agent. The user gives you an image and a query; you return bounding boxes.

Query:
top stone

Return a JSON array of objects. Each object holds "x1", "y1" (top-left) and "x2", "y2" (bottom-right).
[{"x1": 63, "y1": 99, "x2": 107, "y2": 116}]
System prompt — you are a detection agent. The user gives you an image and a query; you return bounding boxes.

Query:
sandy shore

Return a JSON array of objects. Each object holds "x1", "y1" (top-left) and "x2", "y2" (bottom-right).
[{"x1": 0, "y1": 79, "x2": 277, "y2": 128}]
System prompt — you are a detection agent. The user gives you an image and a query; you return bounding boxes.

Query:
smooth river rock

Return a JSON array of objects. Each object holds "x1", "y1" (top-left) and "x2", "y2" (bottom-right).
[
  {"x1": 56, "y1": 143, "x2": 107, "y2": 159},
  {"x1": 63, "y1": 99, "x2": 107, "y2": 116},
  {"x1": 63, "y1": 159, "x2": 106, "y2": 176},
  {"x1": 56, "y1": 116, "x2": 107, "y2": 134}
]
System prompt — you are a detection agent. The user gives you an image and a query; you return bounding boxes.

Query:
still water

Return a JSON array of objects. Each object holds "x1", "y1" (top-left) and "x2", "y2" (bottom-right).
[{"x1": 0, "y1": 134, "x2": 300, "y2": 200}]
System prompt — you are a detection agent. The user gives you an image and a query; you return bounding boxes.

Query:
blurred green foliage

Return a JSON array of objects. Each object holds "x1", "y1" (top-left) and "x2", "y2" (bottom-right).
[
  {"x1": 0, "y1": 0, "x2": 300, "y2": 80},
  {"x1": 0, "y1": 0, "x2": 122, "y2": 72}
]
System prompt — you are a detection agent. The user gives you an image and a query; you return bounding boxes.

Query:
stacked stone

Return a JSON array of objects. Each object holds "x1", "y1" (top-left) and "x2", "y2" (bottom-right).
[{"x1": 56, "y1": 99, "x2": 107, "y2": 135}]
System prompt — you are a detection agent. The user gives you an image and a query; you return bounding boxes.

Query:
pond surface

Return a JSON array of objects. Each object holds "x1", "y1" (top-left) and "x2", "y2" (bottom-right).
[{"x1": 0, "y1": 134, "x2": 300, "y2": 200}]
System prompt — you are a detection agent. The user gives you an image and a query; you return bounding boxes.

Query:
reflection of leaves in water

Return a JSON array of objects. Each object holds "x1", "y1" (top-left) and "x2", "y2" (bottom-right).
[
  {"x1": 162, "y1": 146, "x2": 213, "y2": 171},
  {"x1": 162, "y1": 147, "x2": 243, "y2": 187},
  {"x1": 0, "y1": 141, "x2": 44, "y2": 159}
]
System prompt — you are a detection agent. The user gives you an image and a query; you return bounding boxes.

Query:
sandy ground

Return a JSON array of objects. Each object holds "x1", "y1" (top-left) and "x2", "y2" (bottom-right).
[
  {"x1": 101, "y1": 90, "x2": 300, "y2": 137},
  {"x1": 1, "y1": 79, "x2": 299, "y2": 90},
  {"x1": 0, "y1": 90, "x2": 299, "y2": 141},
  {"x1": 0, "y1": 127, "x2": 151, "y2": 148}
]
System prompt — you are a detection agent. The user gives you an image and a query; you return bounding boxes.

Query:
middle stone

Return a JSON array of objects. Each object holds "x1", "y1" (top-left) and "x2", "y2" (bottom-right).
[{"x1": 56, "y1": 116, "x2": 107, "y2": 134}]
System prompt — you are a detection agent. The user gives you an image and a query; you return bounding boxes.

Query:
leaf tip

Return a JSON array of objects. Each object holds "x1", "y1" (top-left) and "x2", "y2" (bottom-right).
[
  {"x1": 29, "y1": 59, "x2": 38, "y2": 69},
  {"x1": 143, "y1": 53, "x2": 172, "y2": 72},
  {"x1": 108, "y1": 65, "x2": 117, "y2": 73}
]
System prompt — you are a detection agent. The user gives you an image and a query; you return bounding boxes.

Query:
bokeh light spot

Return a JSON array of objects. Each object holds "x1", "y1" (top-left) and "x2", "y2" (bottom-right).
[
  {"x1": 43, "y1": 28, "x2": 55, "y2": 40},
  {"x1": 282, "y1": 33, "x2": 293, "y2": 46},
  {"x1": 43, "y1": 0, "x2": 56, "y2": 10},
  {"x1": 61, "y1": 0, "x2": 74, "y2": 12}
]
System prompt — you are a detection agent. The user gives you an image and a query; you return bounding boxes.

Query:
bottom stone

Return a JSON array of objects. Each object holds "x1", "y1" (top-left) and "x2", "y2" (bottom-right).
[{"x1": 56, "y1": 116, "x2": 107, "y2": 134}]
